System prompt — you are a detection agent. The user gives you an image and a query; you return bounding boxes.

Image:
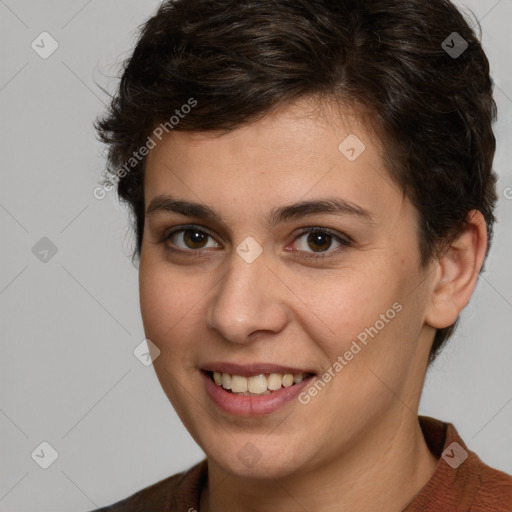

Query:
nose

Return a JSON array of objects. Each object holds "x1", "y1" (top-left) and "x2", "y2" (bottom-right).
[{"x1": 206, "y1": 249, "x2": 289, "y2": 344}]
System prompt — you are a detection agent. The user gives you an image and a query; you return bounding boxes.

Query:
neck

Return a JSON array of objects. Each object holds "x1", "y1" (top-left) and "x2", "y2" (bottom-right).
[{"x1": 200, "y1": 413, "x2": 438, "y2": 512}]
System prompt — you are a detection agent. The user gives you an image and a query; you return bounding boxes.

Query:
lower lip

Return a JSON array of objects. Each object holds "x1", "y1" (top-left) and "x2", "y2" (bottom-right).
[{"x1": 201, "y1": 371, "x2": 315, "y2": 416}]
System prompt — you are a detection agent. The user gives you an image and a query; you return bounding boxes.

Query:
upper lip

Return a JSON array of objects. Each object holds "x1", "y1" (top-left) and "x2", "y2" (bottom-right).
[{"x1": 201, "y1": 362, "x2": 316, "y2": 377}]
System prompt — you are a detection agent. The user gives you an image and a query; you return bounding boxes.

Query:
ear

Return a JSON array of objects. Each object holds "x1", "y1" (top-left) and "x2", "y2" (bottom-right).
[{"x1": 425, "y1": 210, "x2": 489, "y2": 329}]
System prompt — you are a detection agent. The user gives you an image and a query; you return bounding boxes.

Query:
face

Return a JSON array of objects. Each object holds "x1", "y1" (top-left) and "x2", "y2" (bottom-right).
[{"x1": 139, "y1": 98, "x2": 437, "y2": 480}]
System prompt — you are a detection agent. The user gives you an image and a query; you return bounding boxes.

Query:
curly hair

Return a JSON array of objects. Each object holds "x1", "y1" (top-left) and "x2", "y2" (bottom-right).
[{"x1": 96, "y1": 0, "x2": 498, "y2": 364}]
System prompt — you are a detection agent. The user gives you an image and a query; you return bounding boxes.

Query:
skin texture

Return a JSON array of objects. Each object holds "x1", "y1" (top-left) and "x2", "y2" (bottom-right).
[{"x1": 139, "y1": 98, "x2": 488, "y2": 512}]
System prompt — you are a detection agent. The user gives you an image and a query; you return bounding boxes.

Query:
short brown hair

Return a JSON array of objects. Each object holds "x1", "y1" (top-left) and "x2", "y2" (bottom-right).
[{"x1": 96, "y1": 0, "x2": 498, "y2": 363}]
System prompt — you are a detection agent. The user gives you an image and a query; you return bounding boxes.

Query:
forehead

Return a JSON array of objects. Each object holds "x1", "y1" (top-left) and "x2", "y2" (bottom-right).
[{"x1": 143, "y1": 98, "x2": 404, "y2": 224}]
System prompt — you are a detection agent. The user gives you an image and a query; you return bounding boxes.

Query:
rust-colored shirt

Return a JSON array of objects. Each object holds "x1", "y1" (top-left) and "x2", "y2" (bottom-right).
[{"x1": 91, "y1": 416, "x2": 512, "y2": 511}]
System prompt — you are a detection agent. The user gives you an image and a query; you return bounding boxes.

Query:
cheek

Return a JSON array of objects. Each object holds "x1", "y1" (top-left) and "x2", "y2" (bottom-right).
[
  {"x1": 139, "y1": 259, "x2": 204, "y2": 347},
  {"x1": 305, "y1": 265, "x2": 418, "y2": 367}
]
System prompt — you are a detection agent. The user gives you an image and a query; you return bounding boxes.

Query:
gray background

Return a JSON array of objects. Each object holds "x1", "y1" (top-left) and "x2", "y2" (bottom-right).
[{"x1": 0, "y1": 0, "x2": 511, "y2": 510}]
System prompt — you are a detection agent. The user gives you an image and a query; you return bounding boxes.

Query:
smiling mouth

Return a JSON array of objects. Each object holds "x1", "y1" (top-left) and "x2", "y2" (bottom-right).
[{"x1": 204, "y1": 370, "x2": 316, "y2": 396}]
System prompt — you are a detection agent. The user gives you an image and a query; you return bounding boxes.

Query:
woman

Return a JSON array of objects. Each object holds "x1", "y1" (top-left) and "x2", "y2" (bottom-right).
[{"x1": 92, "y1": 0, "x2": 512, "y2": 509}]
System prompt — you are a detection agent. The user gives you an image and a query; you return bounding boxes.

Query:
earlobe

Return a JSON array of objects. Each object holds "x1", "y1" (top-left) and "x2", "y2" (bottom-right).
[{"x1": 425, "y1": 210, "x2": 488, "y2": 330}]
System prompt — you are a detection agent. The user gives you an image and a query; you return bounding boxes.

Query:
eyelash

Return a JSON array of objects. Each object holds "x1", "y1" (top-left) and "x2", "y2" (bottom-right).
[{"x1": 159, "y1": 224, "x2": 352, "y2": 261}]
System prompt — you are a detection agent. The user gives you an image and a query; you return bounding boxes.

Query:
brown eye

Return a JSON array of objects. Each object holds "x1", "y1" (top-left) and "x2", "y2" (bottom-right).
[
  {"x1": 306, "y1": 232, "x2": 333, "y2": 252},
  {"x1": 164, "y1": 226, "x2": 221, "y2": 251},
  {"x1": 291, "y1": 227, "x2": 351, "y2": 258},
  {"x1": 182, "y1": 229, "x2": 209, "y2": 249}
]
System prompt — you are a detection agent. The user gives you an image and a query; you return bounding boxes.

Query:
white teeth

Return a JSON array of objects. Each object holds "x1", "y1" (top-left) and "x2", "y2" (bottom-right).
[
  {"x1": 282, "y1": 374, "x2": 294, "y2": 387},
  {"x1": 248, "y1": 374, "x2": 268, "y2": 393},
  {"x1": 221, "y1": 373, "x2": 231, "y2": 390},
  {"x1": 267, "y1": 373, "x2": 283, "y2": 390},
  {"x1": 212, "y1": 371, "x2": 309, "y2": 395},
  {"x1": 230, "y1": 375, "x2": 248, "y2": 393}
]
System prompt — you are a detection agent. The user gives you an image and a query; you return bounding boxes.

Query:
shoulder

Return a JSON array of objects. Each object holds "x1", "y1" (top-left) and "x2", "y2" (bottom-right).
[
  {"x1": 90, "y1": 473, "x2": 183, "y2": 512},
  {"x1": 443, "y1": 419, "x2": 512, "y2": 509},
  {"x1": 410, "y1": 416, "x2": 512, "y2": 511},
  {"x1": 469, "y1": 457, "x2": 512, "y2": 510},
  {"x1": 88, "y1": 459, "x2": 207, "y2": 512}
]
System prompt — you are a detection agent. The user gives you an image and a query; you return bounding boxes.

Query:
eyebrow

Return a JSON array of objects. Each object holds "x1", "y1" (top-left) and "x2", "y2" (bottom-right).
[{"x1": 146, "y1": 194, "x2": 374, "y2": 226}]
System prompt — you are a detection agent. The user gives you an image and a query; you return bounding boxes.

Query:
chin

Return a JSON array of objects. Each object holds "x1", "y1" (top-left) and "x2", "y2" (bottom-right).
[{"x1": 203, "y1": 435, "x2": 308, "y2": 480}]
